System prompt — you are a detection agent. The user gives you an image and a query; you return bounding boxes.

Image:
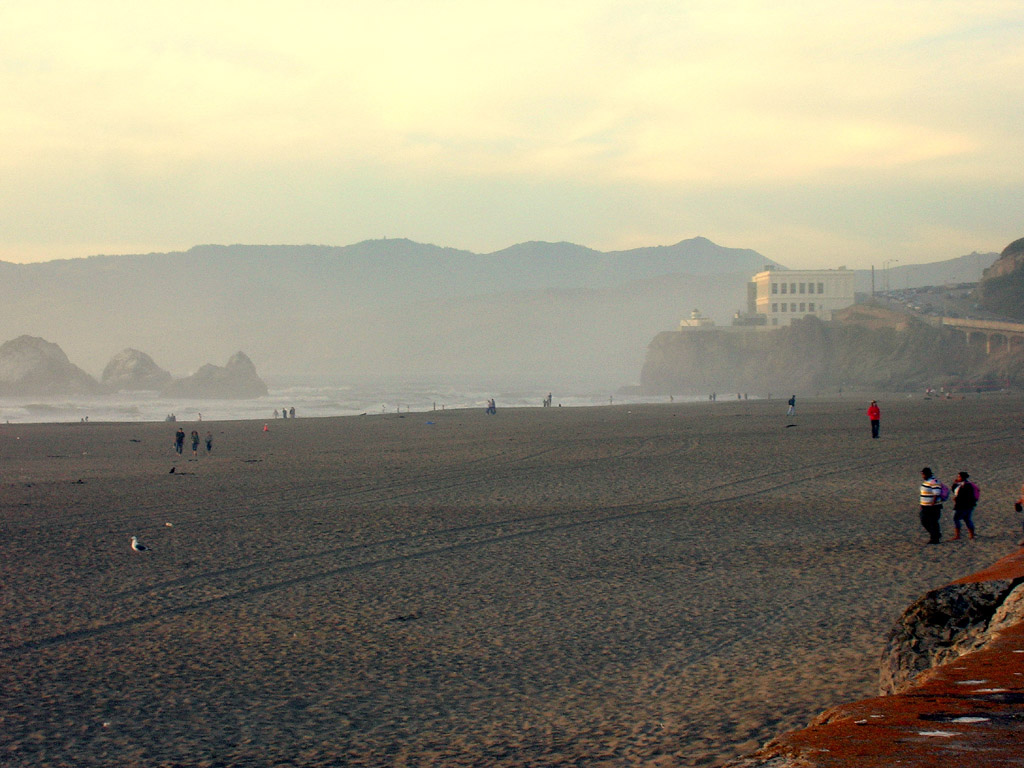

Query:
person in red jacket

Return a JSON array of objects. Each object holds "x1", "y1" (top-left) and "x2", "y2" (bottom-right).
[{"x1": 867, "y1": 400, "x2": 881, "y2": 439}]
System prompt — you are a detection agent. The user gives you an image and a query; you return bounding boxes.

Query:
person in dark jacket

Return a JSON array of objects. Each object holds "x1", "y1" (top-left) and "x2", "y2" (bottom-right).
[{"x1": 951, "y1": 471, "x2": 977, "y2": 540}]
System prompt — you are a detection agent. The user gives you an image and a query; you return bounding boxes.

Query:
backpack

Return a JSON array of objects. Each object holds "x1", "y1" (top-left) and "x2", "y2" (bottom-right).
[
  {"x1": 938, "y1": 482, "x2": 950, "y2": 502},
  {"x1": 969, "y1": 481, "x2": 980, "y2": 501}
]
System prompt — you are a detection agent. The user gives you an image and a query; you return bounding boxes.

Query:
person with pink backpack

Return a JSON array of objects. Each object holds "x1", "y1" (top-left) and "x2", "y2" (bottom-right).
[{"x1": 950, "y1": 471, "x2": 980, "y2": 540}]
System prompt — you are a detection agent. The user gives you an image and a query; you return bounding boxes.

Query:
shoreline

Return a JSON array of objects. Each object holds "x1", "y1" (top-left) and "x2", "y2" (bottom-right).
[{"x1": 1, "y1": 385, "x2": 1012, "y2": 428}]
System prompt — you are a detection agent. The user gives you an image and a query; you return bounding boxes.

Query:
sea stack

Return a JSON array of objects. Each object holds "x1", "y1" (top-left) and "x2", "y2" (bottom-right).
[
  {"x1": 101, "y1": 348, "x2": 174, "y2": 392},
  {"x1": 160, "y1": 351, "x2": 269, "y2": 399},
  {"x1": 0, "y1": 335, "x2": 103, "y2": 396}
]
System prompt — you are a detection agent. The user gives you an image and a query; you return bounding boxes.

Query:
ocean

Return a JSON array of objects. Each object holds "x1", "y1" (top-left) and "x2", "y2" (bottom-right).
[{"x1": 0, "y1": 379, "x2": 705, "y2": 424}]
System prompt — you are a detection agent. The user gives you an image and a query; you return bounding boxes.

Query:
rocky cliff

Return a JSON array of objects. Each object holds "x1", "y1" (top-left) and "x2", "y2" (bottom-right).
[
  {"x1": 641, "y1": 305, "x2": 983, "y2": 395},
  {"x1": 160, "y1": 352, "x2": 269, "y2": 399},
  {"x1": 976, "y1": 237, "x2": 1024, "y2": 320},
  {"x1": 100, "y1": 348, "x2": 173, "y2": 391},
  {"x1": 0, "y1": 335, "x2": 104, "y2": 396}
]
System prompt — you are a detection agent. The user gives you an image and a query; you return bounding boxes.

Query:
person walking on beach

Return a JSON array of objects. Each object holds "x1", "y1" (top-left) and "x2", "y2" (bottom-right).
[
  {"x1": 205, "y1": 431, "x2": 213, "y2": 453},
  {"x1": 951, "y1": 471, "x2": 978, "y2": 540},
  {"x1": 919, "y1": 467, "x2": 944, "y2": 544},
  {"x1": 190, "y1": 430, "x2": 200, "y2": 457},
  {"x1": 867, "y1": 400, "x2": 881, "y2": 438},
  {"x1": 787, "y1": 395, "x2": 796, "y2": 416},
  {"x1": 174, "y1": 427, "x2": 185, "y2": 454}
]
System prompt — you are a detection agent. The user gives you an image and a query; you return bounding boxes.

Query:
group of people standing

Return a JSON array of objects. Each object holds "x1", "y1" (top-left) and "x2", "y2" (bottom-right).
[
  {"x1": 174, "y1": 427, "x2": 212, "y2": 457},
  {"x1": 918, "y1": 467, "x2": 981, "y2": 544}
]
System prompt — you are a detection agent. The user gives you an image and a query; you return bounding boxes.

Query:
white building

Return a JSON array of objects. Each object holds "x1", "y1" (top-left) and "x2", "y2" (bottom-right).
[
  {"x1": 749, "y1": 267, "x2": 855, "y2": 327},
  {"x1": 679, "y1": 308, "x2": 716, "y2": 330}
]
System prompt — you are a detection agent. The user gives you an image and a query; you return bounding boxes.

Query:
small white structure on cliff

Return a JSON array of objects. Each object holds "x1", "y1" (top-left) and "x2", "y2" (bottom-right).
[
  {"x1": 749, "y1": 266, "x2": 855, "y2": 326},
  {"x1": 679, "y1": 308, "x2": 715, "y2": 330}
]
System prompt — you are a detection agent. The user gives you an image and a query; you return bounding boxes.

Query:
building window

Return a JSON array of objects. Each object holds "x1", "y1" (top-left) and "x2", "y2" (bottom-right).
[
  {"x1": 800, "y1": 303, "x2": 806, "y2": 312},
  {"x1": 799, "y1": 283, "x2": 805, "y2": 294},
  {"x1": 781, "y1": 303, "x2": 787, "y2": 312},
  {"x1": 817, "y1": 282, "x2": 824, "y2": 293},
  {"x1": 809, "y1": 302, "x2": 815, "y2": 312},
  {"x1": 772, "y1": 303, "x2": 778, "y2": 312},
  {"x1": 791, "y1": 303, "x2": 797, "y2": 312},
  {"x1": 790, "y1": 283, "x2": 796, "y2": 294},
  {"x1": 772, "y1": 317, "x2": 778, "y2": 326},
  {"x1": 780, "y1": 283, "x2": 787, "y2": 294},
  {"x1": 807, "y1": 283, "x2": 815, "y2": 294},
  {"x1": 771, "y1": 283, "x2": 778, "y2": 294}
]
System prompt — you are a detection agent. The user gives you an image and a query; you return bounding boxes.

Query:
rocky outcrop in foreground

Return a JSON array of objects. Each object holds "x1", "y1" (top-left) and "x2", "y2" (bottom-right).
[
  {"x1": 722, "y1": 550, "x2": 1024, "y2": 767},
  {"x1": 100, "y1": 348, "x2": 173, "y2": 391},
  {"x1": 878, "y1": 575, "x2": 1023, "y2": 695},
  {"x1": 160, "y1": 352, "x2": 269, "y2": 399},
  {"x1": 0, "y1": 335, "x2": 104, "y2": 396}
]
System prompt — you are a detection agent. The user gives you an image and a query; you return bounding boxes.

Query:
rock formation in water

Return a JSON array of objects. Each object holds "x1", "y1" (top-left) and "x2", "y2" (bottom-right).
[
  {"x1": 160, "y1": 352, "x2": 268, "y2": 399},
  {"x1": 0, "y1": 335, "x2": 103, "y2": 396},
  {"x1": 101, "y1": 348, "x2": 173, "y2": 391}
]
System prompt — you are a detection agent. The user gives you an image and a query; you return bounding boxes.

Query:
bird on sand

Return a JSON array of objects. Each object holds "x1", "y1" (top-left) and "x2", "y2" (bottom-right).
[{"x1": 131, "y1": 536, "x2": 150, "y2": 552}]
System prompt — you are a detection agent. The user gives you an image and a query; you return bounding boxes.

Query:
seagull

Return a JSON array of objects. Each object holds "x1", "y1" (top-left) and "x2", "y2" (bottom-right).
[{"x1": 131, "y1": 536, "x2": 150, "y2": 552}]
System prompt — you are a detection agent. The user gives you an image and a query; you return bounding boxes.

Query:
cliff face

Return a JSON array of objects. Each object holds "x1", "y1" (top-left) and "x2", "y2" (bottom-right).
[
  {"x1": 975, "y1": 236, "x2": 1024, "y2": 319},
  {"x1": 641, "y1": 306, "x2": 983, "y2": 395},
  {"x1": 0, "y1": 335, "x2": 103, "y2": 396}
]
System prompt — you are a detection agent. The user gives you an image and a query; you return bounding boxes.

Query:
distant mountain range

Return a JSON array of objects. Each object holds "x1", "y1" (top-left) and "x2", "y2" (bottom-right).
[{"x1": 0, "y1": 238, "x2": 999, "y2": 389}]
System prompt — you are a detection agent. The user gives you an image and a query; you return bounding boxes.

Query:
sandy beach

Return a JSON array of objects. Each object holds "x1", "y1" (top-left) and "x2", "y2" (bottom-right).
[{"x1": 3, "y1": 394, "x2": 1024, "y2": 767}]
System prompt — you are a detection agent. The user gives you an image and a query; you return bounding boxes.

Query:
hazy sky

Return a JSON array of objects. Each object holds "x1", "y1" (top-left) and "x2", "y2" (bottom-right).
[{"x1": 3, "y1": 1, "x2": 1022, "y2": 268}]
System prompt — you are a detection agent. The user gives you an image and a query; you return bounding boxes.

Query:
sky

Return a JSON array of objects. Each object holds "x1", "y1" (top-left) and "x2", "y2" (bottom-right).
[{"x1": 2, "y1": 0, "x2": 1023, "y2": 269}]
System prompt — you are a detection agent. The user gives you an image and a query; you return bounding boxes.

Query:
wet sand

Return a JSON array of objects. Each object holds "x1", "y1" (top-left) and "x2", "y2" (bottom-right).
[{"x1": 3, "y1": 394, "x2": 1024, "y2": 767}]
